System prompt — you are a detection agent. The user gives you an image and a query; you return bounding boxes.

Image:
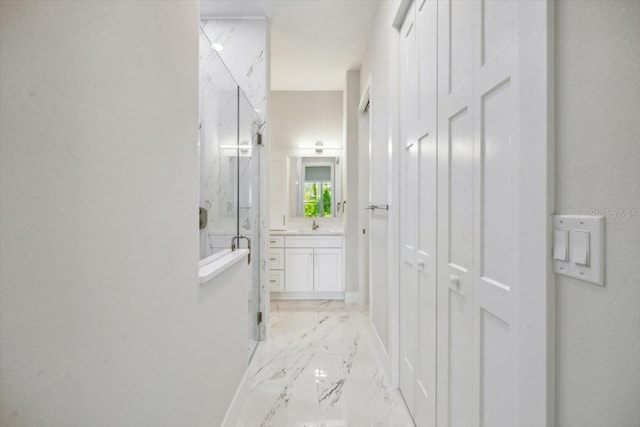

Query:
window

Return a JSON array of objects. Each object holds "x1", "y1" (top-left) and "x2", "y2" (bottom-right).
[{"x1": 302, "y1": 163, "x2": 334, "y2": 218}]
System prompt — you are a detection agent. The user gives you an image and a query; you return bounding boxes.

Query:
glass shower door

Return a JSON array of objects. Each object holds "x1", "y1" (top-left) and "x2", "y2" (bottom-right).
[{"x1": 238, "y1": 89, "x2": 261, "y2": 361}]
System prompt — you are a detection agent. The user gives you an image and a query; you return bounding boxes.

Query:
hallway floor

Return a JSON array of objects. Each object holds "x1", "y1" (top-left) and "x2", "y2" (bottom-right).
[{"x1": 235, "y1": 300, "x2": 415, "y2": 426}]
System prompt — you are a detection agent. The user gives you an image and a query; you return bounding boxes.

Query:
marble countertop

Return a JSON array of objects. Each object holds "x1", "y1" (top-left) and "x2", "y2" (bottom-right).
[{"x1": 270, "y1": 229, "x2": 344, "y2": 236}]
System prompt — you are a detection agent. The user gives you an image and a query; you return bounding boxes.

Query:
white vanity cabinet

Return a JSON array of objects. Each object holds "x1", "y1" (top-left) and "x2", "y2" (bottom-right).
[
  {"x1": 268, "y1": 236, "x2": 285, "y2": 292},
  {"x1": 269, "y1": 233, "x2": 344, "y2": 298},
  {"x1": 284, "y1": 248, "x2": 314, "y2": 291},
  {"x1": 313, "y1": 248, "x2": 343, "y2": 292}
]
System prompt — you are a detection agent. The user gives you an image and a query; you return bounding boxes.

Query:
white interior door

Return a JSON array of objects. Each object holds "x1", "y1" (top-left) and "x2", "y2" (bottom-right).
[
  {"x1": 399, "y1": 1, "x2": 438, "y2": 425},
  {"x1": 399, "y1": 0, "x2": 418, "y2": 416},
  {"x1": 435, "y1": 1, "x2": 553, "y2": 426},
  {"x1": 396, "y1": 0, "x2": 552, "y2": 425},
  {"x1": 368, "y1": 82, "x2": 390, "y2": 355},
  {"x1": 415, "y1": 0, "x2": 438, "y2": 425},
  {"x1": 436, "y1": 1, "x2": 476, "y2": 425}
]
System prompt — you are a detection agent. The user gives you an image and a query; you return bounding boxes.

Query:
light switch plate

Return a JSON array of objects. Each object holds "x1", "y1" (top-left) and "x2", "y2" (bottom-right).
[{"x1": 553, "y1": 215, "x2": 605, "y2": 286}]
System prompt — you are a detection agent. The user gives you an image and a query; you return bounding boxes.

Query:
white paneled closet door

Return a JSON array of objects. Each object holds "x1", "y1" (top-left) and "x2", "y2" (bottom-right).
[
  {"x1": 399, "y1": 0, "x2": 438, "y2": 425},
  {"x1": 435, "y1": 1, "x2": 552, "y2": 427},
  {"x1": 436, "y1": 0, "x2": 476, "y2": 425},
  {"x1": 398, "y1": 0, "x2": 552, "y2": 426},
  {"x1": 471, "y1": 1, "x2": 519, "y2": 425},
  {"x1": 399, "y1": 1, "x2": 418, "y2": 416}
]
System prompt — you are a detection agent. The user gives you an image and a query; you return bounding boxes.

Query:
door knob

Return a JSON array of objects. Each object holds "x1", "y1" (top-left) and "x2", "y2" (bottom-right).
[
  {"x1": 417, "y1": 260, "x2": 425, "y2": 269},
  {"x1": 450, "y1": 274, "x2": 459, "y2": 286}
]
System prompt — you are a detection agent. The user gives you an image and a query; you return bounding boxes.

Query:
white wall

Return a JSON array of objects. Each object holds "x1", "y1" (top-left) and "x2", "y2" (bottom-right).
[
  {"x1": 555, "y1": 1, "x2": 640, "y2": 425},
  {"x1": 197, "y1": 260, "x2": 250, "y2": 425},
  {"x1": 0, "y1": 2, "x2": 248, "y2": 426}
]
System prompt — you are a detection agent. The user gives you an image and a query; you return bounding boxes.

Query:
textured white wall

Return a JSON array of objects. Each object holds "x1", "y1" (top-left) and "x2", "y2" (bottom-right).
[
  {"x1": 555, "y1": 1, "x2": 640, "y2": 425},
  {"x1": 0, "y1": 2, "x2": 248, "y2": 426}
]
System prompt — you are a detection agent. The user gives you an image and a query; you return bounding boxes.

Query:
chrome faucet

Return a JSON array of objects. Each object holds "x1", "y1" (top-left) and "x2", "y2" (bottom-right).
[{"x1": 312, "y1": 220, "x2": 319, "y2": 231}]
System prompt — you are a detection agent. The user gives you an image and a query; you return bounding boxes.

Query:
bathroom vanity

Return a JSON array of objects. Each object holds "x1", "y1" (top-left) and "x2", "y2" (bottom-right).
[{"x1": 268, "y1": 230, "x2": 344, "y2": 300}]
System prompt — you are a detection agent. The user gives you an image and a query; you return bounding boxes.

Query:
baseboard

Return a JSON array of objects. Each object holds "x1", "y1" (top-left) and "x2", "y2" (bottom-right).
[
  {"x1": 369, "y1": 320, "x2": 392, "y2": 380},
  {"x1": 344, "y1": 291, "x2": 359, "y2": 304},
  {"x1": 221, "y1": 366, "x2": 250, "y2": 427}
]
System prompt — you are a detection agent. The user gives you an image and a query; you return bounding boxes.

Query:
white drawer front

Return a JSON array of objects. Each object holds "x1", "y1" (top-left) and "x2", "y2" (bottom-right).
[
  {"x1": 285, "y1": 235, "x2": 343, "y2": 248},
  {"x1": 268, "y1": 235, "x2": 285, "y2": 248},
  {"x1": 268, "y1": 248, "x2": 285, "y2": 270},
  {"x1": 269, "y1": 270, "x2": 285, "y2": 292}
]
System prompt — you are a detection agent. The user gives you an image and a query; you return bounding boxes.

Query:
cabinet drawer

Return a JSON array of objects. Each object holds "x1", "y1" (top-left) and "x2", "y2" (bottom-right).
[
  {"x1": 268, "y1": 248, "x2": 285, "y2": 270},
  {"x1": 285, "y1": 235, "x2": 343, "y2": 248},
  {"x1": 268, "y1": 270, "x2": 285, "y2": 292},
  {"x1": 268, "y1": 235, "x2": 284, "y2": 248}
]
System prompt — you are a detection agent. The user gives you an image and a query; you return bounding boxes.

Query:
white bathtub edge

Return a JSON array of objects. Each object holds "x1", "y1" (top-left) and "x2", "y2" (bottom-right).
[{"x1": 199, "y1": 249, "x2": 250, "y2": 284}]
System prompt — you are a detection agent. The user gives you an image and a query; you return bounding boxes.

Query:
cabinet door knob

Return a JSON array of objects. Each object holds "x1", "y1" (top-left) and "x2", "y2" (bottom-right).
[{"x1": 450, "y1": 274, "x2": 459, "y2": 286}]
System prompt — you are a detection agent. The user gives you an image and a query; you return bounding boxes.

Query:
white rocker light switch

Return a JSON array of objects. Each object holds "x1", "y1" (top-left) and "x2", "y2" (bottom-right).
[
  {"x1": 573, "y1": 230, "x2": 590, "y2": 266},
  {"x1": 553, "y1": 229, "x2": 569, "y2": 261}
]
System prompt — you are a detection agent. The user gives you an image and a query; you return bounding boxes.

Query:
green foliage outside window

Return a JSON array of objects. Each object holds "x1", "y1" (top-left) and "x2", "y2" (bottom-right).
[
  {"x1": 322, "y1": 186, "x2": 331, "y2": 217},
  {"x1": 304, "y1": 182, "x2": 332, "y2": 218}
]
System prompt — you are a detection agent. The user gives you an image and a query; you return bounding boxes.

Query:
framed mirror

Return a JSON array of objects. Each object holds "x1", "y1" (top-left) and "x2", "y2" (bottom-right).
[{"x1": 289, "y1": 156, "x2": 342, "y2": 218}]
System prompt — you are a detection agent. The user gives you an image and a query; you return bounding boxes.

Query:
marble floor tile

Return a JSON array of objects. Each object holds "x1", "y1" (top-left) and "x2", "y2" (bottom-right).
[{"x1": 234, "y1": 301, "x2": 415, "y2": 427}]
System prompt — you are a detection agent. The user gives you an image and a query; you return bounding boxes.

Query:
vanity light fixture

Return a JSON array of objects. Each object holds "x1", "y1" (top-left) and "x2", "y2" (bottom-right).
[{"x1": 296, "y1": 141, "x2": 342, "y2": 154}]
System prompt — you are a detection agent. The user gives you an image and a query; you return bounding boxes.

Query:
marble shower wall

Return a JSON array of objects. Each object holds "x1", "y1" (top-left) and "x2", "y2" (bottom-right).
[
  {"x1": 200, "y1": 18, "x2": 268, "y2": 260},
  {"x1": 201, "y1": 19, "x2": 267, "y2": 123},
  {"x1": 199, "y1": 34, "x2": 239, "y2": 259}
]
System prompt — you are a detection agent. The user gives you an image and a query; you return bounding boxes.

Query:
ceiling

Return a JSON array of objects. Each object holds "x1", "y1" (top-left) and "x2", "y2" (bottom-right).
[{"x1": 200, "y1": 1, "x2": 381, "y2": 91}]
